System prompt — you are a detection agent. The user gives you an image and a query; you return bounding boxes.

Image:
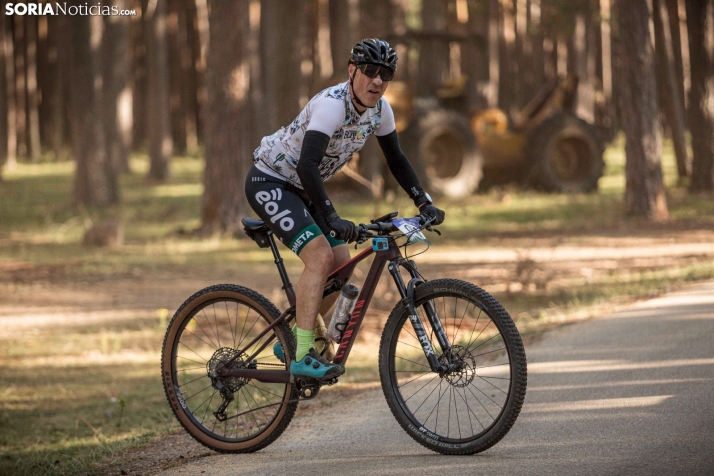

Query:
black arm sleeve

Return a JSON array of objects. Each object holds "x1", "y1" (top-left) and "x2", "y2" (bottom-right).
[
  {"x1": 376, "y1": 130, "x2": 426, "y2": 203},
  {"x1": 295, "y1": 130, "x2": 339, "y2": 221}
]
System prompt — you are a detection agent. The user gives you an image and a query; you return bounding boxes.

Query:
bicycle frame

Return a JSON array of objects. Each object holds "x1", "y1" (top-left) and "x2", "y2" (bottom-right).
[{"x1": 217, "y1": 229, "x2": 452, "y2": 384}]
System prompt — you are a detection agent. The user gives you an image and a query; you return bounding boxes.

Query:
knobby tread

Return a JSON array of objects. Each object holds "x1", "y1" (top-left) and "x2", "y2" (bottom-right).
[
  {"x1": 161, "y1": 284, "x2": 298, "y2": 454},
  {"x1": 378, "y1": 278, "x2": 527, "y2": 455}
]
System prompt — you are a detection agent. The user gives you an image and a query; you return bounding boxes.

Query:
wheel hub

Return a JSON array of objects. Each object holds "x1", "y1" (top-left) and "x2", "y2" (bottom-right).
[
  {"x1": 206, "y1": 347, "x2": 255, "y2": 392},
  {"x1": 441, "y1": 345, "x2": 476, "y2": 388}
]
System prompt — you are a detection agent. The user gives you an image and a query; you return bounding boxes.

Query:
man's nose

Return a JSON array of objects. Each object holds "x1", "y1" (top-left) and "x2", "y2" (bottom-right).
[{"x1": 373, "y1": 76, "x2": 383, "y2": 85}]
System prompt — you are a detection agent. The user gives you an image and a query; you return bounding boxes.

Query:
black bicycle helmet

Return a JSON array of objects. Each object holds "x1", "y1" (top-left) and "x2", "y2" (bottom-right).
[{"x1": 349, "y1": 38, "x2": 398, "y2": 71}]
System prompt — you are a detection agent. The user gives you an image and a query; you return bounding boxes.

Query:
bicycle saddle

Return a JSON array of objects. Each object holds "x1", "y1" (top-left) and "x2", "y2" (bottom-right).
[{"x1": 241, "y1": 217, "x2": 269, "y2": 232}]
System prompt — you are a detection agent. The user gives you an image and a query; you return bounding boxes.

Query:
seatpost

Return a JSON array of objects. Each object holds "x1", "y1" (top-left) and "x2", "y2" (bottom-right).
[{"x1": 267, "y1": 233, "x2": 296, "y2": 306}]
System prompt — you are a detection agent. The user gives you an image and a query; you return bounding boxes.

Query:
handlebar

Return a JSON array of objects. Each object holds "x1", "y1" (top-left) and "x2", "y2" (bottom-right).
[{"x1": 329, "y1": 214, "x2": 437, "y2": 243}]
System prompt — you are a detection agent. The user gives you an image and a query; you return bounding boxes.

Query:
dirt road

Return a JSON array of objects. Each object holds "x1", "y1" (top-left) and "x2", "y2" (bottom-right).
[{"x1": 156, "y1": 281, "x2": 714, "y2": 476}]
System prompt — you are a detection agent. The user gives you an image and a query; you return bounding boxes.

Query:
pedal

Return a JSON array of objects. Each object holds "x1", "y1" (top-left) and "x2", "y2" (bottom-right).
[{"x1": 295, "y1": 377, "x2": 321, "y2": 400}]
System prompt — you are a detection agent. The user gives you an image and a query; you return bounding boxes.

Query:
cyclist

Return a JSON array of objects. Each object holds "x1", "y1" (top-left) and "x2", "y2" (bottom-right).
[{"x1": 245, "y1": 38, "x2": 445, "y2": 381}]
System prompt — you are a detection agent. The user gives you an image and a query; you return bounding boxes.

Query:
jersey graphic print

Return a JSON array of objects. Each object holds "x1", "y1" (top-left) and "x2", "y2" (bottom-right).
[{"x1": 253, "y1": 81, "x2": 386, "y2": 188}]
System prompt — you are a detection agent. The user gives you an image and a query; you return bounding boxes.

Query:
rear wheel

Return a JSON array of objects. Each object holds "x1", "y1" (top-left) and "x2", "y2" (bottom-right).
[
  {"x1": 161, "y1": 284, "x2": 298, "y2": 453},
  {"x1": 379, "y1": 279, "x2": 527, "y2": 454}
]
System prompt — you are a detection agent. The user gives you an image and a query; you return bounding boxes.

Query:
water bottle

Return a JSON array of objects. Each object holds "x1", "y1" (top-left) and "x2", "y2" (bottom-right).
[{"x1": 326, "y1": 283, "x2": 359, "y2": 343}]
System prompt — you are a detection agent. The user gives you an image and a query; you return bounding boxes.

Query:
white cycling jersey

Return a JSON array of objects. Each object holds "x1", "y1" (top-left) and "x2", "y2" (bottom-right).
[{"x1": 253, "y1": 81, "x2": 396, "y2": 188}]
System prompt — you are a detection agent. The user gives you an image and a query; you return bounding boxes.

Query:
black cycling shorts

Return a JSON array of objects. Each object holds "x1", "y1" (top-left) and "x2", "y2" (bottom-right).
[{"x1": 244, "y1": 166, "x2": 345, "y2": 255}]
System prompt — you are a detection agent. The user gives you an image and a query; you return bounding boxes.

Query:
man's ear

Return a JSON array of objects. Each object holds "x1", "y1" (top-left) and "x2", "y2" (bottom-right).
[{"x1": 348, "y1": 63, "x2": 356, "y2": 77}]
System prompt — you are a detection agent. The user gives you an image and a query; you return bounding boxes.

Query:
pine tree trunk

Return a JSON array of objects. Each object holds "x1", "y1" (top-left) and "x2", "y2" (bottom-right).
[
  {"x1": 0, "y1": 11, "x2": 7, "y2": 178},
  {"x1": 131, "y1": 0, "x2": 147, "y2": 150},
  {"x1": 194, "y1": 0, "x2": 209, "y2": 145},
  {"x1": 103, "y1": 2, "x2": 132, "y2": 174},
  {"x1": 329, "y1": 0, "x2": 355, "y2": 80},
  {"x1": 48, "y1": 15, "x2": 66, "y2": 162},
  {"x1": 260, "y1": 0, "x2": 302, "y2": 132},
  {"x1": 25, "y1": 17, "x2": 41, "y2": 161},
  {"x1": 419, "y1": 0, "x2": 450, "y2": 96},
  {"x1": 572, "y1": 2, "x2": 597, "y2": 124},
  {"x1": 685, "y1": 0, "x2": 714, "y2": 192},
  {"x1": 178, "y1": 0, "x2": 198, "y2": 151},
  {"x1": 168, "y1": 0, "x2": 186, "y2": 154},
  {"x1": 488, "y1": 0, "x2": 500, "y2": 107},
  {"x1": 201, "y1": 0, "x2": 251, "y2": 233},
  {"x1": 357, "y1": 0, "x2": 393, "y2": 197},
  {"x1": 36, "y1": 16, "x2": 49, "y2": 154},
  {"x1": 3, "y1": 13, "x2": 17, "y2": 171},
  {"x1": 498, "y1": 0, "x2": 516, "y2": 111},
  {"x1": 615, "y1": 0, "x2": 669, "y2": 219},
  {"x1": 665, "y1": 0, "x2": 686, "y2": 112},
  {"x1": 13, "y1": 16, "x2": 27, "y2": 158},
  {"x1": 67, "y1": 16, "x2": 119, "y2": 206},
  {"x1": 146, "y1": 0, "x2": 172, "y2": 180},
  {"x1": 653, "y1": 0, "x2": 689, "y2": 178}
]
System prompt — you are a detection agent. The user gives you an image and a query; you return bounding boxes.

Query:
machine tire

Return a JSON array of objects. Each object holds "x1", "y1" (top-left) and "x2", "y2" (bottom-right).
[
  {"x1": 526, "y1": 113, "x2": 605, "y2": 193},
  {"x1": 403, "y1": 109, "x2": 483, "y2": 198}
]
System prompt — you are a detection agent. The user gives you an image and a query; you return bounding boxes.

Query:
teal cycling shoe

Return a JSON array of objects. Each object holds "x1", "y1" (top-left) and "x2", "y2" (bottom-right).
[
  {"x1": 290, "y1": 348, "x2": 345, "y2": 380},
  {"x1": 273, "y1": 341, "x2": 285, "y2": 363}
]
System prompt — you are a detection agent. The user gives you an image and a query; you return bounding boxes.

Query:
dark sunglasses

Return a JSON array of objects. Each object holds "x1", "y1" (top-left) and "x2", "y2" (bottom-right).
[{"x1": 357, "y1": 63, "x2": 395, "y2": 81}]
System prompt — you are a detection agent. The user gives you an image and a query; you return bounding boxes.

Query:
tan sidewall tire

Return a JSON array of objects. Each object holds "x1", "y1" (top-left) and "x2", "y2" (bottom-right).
[{"x1": 161, "y1": 285, "x2": 297, "y2": 453}]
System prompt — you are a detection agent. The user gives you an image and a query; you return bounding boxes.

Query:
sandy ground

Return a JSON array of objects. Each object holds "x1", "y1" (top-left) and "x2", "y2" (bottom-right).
[{"x1": 1, "y1": 226, "x2": 713, "y2": 475}]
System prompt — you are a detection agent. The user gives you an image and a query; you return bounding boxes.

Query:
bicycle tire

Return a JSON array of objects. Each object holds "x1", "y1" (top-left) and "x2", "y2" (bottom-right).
[
  {"x1": 161, "y1": 284, "x2": 298, "y2": 453},
  {"x1": 378, "y1": 279, "x2": 527, "y2": 455}
]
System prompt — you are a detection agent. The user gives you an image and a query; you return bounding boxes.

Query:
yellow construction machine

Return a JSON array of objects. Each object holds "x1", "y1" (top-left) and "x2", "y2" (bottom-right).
[{"x1": 385, "y1": 74, "x2": 605, "y2": 198}]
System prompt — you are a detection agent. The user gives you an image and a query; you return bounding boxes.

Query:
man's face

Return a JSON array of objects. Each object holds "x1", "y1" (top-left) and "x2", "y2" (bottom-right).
[{"x1": 349, "y1": 63, "x2": 390, "y2": 109}]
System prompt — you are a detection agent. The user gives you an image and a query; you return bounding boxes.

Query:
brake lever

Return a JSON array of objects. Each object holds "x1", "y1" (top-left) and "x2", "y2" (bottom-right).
[{"x1": 354, "y1": 225, "x2": 373, "y2": 248}]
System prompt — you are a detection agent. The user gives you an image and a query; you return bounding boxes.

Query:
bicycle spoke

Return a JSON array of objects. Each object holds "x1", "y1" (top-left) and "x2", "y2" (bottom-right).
[
  {"x1": 199, "y1": 308, "x2": 220, "y2": 349},
  {"x1": 180, "y1": 328, "x2": 214, "y2": 354},
  {"x1": 466, "y1": 381, "x2": 502, "y2": 413},
  {"x1": 201, "y1": 391, "x2": 217, "y2": 428},
  {"x1": 247, "y1": 381, "x2": 284, "y2": 400},
  {"x1": 184, "y1": 383, "x2": 214, "y2": 402},
  {"x1": 464, "y1": 308, "x2": 484, "y2": 351},
  {"x1": 397, "y1": 340, "x2": 426, "y2": 352},
  {"x1": 395, "y1": 354, "x2": 431, "y2": 369},
  {"x1": 475, "y1": 346, "x2": 507, "y2": 358},
  {"x1": 179, "y1": 373, "x2": 209, "y2": 388},
  {"x1": 454, "y1": 301, "x2": 471, "y2": 344},
  {"x1": 212, "y1": 305, "x2": 221, "y2": 348},
  {"x1": 467, "y1": 332, "x2": 500, "y2": 353},
  {"x1": 177, "y1": 355, "x2": 207, "y2": 366},
  {"x1": 398, "y1": 371, "x2": 434, "y2": 389},
  {"x1": 236, "y1": 307, "x2": 257, "y2": 349},
  {"x1": 475, "y1": 375, "x2": 509, "y2": 395},
  {"x1": 456, "y1": 385, "x2": 483, "y2": 432},
  {"x1": 225, "y1": 301, "x2": 235, "y2": 349},
  {"x1": 403, "y1": 373, "x2": 440, "y2": 403}
]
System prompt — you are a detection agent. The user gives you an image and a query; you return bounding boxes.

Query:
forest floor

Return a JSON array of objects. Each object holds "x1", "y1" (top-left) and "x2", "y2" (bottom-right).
[
  {"x1": 1, "y1": 143, "x2": 714, "y2": 475},
  {"x1": 2, "y1": 220, "x2": 714, "y2": 475}
]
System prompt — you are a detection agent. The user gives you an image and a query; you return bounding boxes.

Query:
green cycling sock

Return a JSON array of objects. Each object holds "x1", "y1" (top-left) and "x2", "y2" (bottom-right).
[{"x1": 295, "y1": 326, "x2": 315, "y2": 362}]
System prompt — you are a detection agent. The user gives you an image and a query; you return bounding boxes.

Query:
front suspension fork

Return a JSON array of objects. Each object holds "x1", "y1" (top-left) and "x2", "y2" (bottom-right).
[{"x1": 388, "y1": 259, "x2": 452, "y2": 374}]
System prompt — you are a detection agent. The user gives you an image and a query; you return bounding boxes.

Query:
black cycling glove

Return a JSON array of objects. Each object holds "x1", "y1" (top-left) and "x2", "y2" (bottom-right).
[
  {"x1": 327, "y1": 216, "x2": 360, "y2": 244},
  {"x1": 419, "y1": 203, "x2": 445, "y2": 226}
]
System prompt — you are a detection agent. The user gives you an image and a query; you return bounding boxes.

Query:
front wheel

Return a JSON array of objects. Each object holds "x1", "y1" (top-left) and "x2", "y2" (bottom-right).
[{"x1": 378, "y1": 279, "x2": 527, "y2": 455}]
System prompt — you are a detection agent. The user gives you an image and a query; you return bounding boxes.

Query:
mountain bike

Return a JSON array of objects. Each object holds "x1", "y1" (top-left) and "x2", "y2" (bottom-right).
[{"x1": 161, "y1": 212, "x2": 527, "y2": 455}]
